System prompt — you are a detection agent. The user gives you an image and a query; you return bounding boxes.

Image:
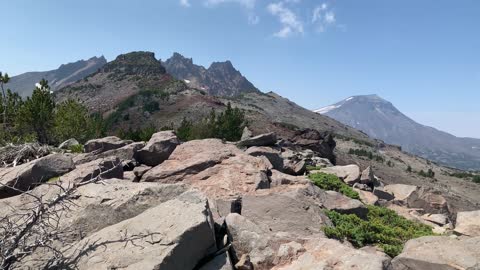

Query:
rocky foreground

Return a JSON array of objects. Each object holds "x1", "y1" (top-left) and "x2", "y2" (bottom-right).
[{"x1": 0, "y1": 130, "x2": 479, "y2": 269}]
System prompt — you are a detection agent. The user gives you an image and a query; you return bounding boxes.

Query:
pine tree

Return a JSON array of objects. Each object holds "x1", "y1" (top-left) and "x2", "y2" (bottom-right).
[{"x1": 16, "y1": 80, "x2": 55, "y2": 144}]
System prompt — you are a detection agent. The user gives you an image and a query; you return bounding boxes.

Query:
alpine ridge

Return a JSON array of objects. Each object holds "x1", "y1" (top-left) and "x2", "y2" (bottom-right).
[{"x1": 6, "y1": 56, "x2": 107, "y2": 97}]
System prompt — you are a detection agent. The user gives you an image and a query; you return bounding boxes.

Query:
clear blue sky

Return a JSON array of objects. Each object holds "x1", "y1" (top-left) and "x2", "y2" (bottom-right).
[{"x1": 1, "y1": 0, "x2": 479, "y2": 138}]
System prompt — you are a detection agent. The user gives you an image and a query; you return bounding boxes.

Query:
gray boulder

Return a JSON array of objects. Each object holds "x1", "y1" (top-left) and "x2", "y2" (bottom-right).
[
  {"x1": 74, "y1": 142, "x2": 145, "y2": 165},
  {"x1": 319, "y1": 190, "x2": 369, "y2": 219},
  {"x1": 238, "y1": 132, "x2": 277, "y2": 147},
  {"x1": 245, "y1": 146, "x2": 284, "y2": 171},
  {"x1": 360, "y1": 166, "x2": 375, "y2": 185},
  {"x1": 384, "y1": 184, "x2": 418, "y2": 204},
  {"x1": 319, "y1": 165, "x2": 361, "y2": 185},
  {"x1": 275, "y1": 238, "x2": 391, "y2": 270},
  {"x1": 391, "y1": 236, "x2": 480, "y2": 270},
  {"x1": 58, "y1": 138, "x2": 80, "y2": 150},
  {"x1": 61, "y1": 156, "x2": 123, "y2": 183},
  {"x1": 373, "y1": 187, "x2": 395, "y2": 201},
  {"x1": 62, "y1": 190, "x2": 217, "y2": 270},
  {"x1": 84, "y1": 136, "x2": 130, "y2": 154},
  {"x1": 136, "y1": 131, "x2": 180, "y2": 166},
  {"x1": 0, "y1": 154, "x2": 75, "y2": 198},
  {"x1": 454, "y1": 210, "x2": 480, "y2": 237}
]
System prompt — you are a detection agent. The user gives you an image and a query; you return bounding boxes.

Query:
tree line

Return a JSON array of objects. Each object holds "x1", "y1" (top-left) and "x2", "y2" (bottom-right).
[
  {"x1": 0, "y1": 72, "x2": 247, "y2": 146},
  {"x1": 0, "y1": 73, "x2": 103, "y2": 145}
]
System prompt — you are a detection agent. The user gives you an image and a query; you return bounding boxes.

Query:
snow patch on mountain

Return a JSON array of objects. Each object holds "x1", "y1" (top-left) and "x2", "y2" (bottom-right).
[{"x1": 314, "y1": 104, "x2": 341, "y2": 114}]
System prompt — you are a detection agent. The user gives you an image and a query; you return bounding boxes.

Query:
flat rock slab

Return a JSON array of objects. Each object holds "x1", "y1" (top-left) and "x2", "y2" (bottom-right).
[
  {"x1": 84, "y1": 136, "x2": 131, "y2": 154},
  {"x1": 384, "y1": 184, "x2": 418, "y2": 203},
  {"x1": 63, "y1": 190, "x2": 217, "y2": 270},
  {"x1": 272, "y1": 238, "x2": 391, "y2": 270},
  {"x1": 238, "y1": 132, "x2": 277, "y2": 147},
  {"x1": 318, "y1": 165, "x2": 361, "y2": 185},
  {"x1": 0, "y1": 154, "x2": 75, "y2": 198},
  {"x1": 391, "y1": 236, "x2": 480, "y2": 270},
  {"x1": 454, "y1": 210, "x2": 480, "y2": 237}
]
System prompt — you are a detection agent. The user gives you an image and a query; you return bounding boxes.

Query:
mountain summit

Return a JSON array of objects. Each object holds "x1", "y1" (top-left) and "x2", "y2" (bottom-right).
[
  {"x1": 315, "y1": 95, "x2": 480, "y2": 170},
  {"x1": 7, "y1": 56, "x2": 107, "y2": 97},
  {"x1": 163, "y1": 52, "x2": 258, "y2": 97}
]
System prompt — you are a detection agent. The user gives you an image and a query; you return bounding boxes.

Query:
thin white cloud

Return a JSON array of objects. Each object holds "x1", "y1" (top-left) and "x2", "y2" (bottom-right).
[
  {"x1": 204, "y1": 0, "x2": 256, "y2": 9},
  {"x1": 311, "y1": 3, "x2": 337, "y2": 33},
  {"x1": 267, "y1": 2, "x2": 303, "y2": 38},
  {"x1": 180, "y1": 0, "x2": 191, "y2": 7}
]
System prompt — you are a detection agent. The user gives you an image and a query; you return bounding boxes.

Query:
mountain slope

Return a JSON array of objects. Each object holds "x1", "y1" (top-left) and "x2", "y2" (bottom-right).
[
  {"x1": 7, "y1": 56, "x2": 107, "y2": 97},
  {"x1": 163, "y1": 52, "x2": 259, "y2": 96},
  {"x1": 315, "y1": 94, "x2": 480, "y2": 170}
]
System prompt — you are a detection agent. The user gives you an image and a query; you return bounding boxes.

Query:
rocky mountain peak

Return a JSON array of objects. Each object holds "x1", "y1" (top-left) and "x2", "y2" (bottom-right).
[
  {"x1": 102, "y1": 51, "x2": 166, "y2": 76},
  {"x1": 167, "y1": 52, "x2": 194, "y2": 66},
  {"x1": 163, "y1": 53, "x2": 258, "y2": 97},
  {"x1": 208, "y1": 60, "x2": 235, "y2": 71}
]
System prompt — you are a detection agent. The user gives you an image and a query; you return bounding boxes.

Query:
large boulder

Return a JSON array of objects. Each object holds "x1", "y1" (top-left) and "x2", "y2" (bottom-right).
[
  {"x1": 272, "y1": 238, "x2": 391, "y2": 270},
  {"x1": 318, "y1": 165, "x2": 361, "y2": 185},
  {"x1": 391, "y1": 236, "x2": 480, "y2": 270},
  {"x1": 384, "y1": 184, "x2": 418, "y2": 204},
  {"x1": 355, "y1": 188, "x2": 379, "y2": 205},
  {"x1": 58, "y1": 138, "x2": 80, "y2": 150},
  {"x1": 454, "y1": 210, "x2": 480, "y2": 236},
  {"x1": 61, "y1": 156, "x2": 123, "y2": 183},
  {"x1": 141, "y1": 139, "x2": 271, "y2": 199},
  {"x1": 61, "y1": 190, "x2": 217, "y2": 270},
  {"x1": 289, "y1": 129, "x2": 336, "y2": 164},
  {"x1": 136, "y1": 131, "x2": 180, "y2": 166},
  {"x1": 238, "y1": 132, "x2": 277, "y2": 147},
  {"x1": 245, "y1": 146, "x2": 284, "y2": 171},
  {"x1": 0, "y1": 154, "x2": 75, "y2": 198},
  {"x1": 406, "y1": 188, "x2": 449, "y2": 214},
  {"x1": 359, "y1": 166, "x2": 375, "y2": 185},
  {"x1": 318, "y1": 190, "x2": 368, "y2": 219},
  {"x1": 74, "y1": 142, "x2": 145, "y2": 165},
  {"x1": 84, "y1": 136, "x2": 130, "y2": 154}
]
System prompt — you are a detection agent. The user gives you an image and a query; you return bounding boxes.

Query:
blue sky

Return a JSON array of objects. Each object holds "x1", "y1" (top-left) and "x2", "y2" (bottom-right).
[{"x1": 1, "y1": 0, "x2": 479, "y2": 138}]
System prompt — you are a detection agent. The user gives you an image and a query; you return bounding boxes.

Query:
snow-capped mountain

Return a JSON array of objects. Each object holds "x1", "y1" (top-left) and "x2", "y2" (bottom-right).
[{"x1": 315, "y1": 94, "x2": 480, "y2": 170}]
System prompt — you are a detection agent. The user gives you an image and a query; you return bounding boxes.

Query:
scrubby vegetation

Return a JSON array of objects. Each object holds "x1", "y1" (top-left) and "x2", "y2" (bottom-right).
[
  {"x1": 335, "y1": 134, "x2": 375, "y2": 147},
  {"x1": 448, "y1": 171, "x2": 480, "y2": 184},
  {"x1": 309, "y1": 172, "x2": 360, "y2": 200},
  {"x1": 349, "y1": 148, "x2": 385, "y2": 163},
  {"x1": 418, "y1": 169, "x2": 435, "y2": 178},
  {"x1": 117, "y1": 125, "x2": 156, "y2": 142},
  {"x1": 0, "y1": 78, "x2": 104, "y2": 145},
  {"x1": 324, "y1": 206, "x2": 434, "y2": 257},
  {"x1": 176, "y1": 103, "x2": 246, "y2": 142}
]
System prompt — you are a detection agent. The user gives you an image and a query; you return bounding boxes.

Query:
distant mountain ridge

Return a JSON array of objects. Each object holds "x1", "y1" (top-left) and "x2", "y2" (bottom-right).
[
  {"x1": 315, "y1": 94, "x2": 480, "y2": 170},
  {"x1": 163, "y1": 52, "x2": 259, "y2": 97},
  {"x1": 6, "y1": 56, "x2": 107, "y2": 97}
]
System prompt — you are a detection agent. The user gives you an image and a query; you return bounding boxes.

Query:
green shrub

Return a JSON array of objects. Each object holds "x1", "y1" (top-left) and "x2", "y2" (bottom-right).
[
  {"x1": 324, "y1": 206, "x2": 434, "y2": 257},
  {"x1": 68, "y1": 144, "x2": 84, "y2": 153},
  {"x1": 118, "y1": 125, "x2": 156, "y2": 142},
  {"x1": 306, "y1": 165, "x2": 324, "y2": 171},
  {"x1": 309, "y1": 173, "x2": 360, "y2": 200},
  {"x1": 176, "y1": 103, "x2": 246, "y2": 142},
  {"x1": 348, "y1": 148, "x2": 384, "y2": 163},
  {"x1": 473, "y1": 175, "x2": 480, "y2": 183}
]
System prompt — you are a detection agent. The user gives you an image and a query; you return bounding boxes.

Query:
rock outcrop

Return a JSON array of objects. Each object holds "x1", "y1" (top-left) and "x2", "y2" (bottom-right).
[
  {"x1": 454, "y1": 210, "x2": 480, "y2": 236},
  {"x1": 135, "y1": 131, "x2": 180, "y2": 166},
  {"x1": 141, "y1": 139, "x2": 271, "y2": 199},
  {"x1": 0, "y1": 154, "x2": 75, "y2": 198},
  {"x1": 84, "y1": 136, "x2": 131, "y2": 154},
  {"x1": 391, "y1": 236, "x2": 480, "y2": 270}
]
